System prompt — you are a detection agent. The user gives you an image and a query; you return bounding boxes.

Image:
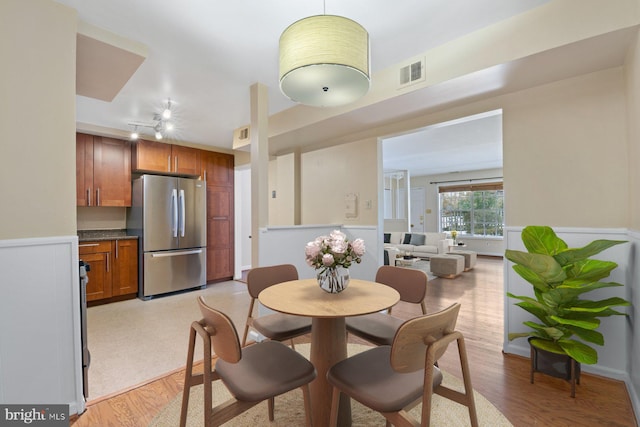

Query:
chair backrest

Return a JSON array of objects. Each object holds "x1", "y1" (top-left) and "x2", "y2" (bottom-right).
[
  {"x1": 390, "y1": 303, "x2": 461, "y2": 373},
  {"x1": 197, "y1": 296, "x2": 242, "y2": 363},
  {"x1": 375, "y1": 265, "x2": 427, "y2": 304},
  {"x1": 245, "y1": 264, "x2": 299, "y2": 298}
]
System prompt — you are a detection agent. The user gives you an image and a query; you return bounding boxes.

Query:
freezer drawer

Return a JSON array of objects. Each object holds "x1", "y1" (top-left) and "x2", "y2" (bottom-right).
[{"x1": 141, "y1": 248, "x2": 206, "y2": 299}]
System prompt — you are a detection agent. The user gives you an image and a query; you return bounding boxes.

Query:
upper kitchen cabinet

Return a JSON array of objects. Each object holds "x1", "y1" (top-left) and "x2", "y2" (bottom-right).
[
  {"x1": 76, "y1": 133, "x2": 131, "y2": 207},
  {"x1": 132, "y1": 139, "x2": 200, "y2": 176},
  {"x1": 200, "y1": 150, "x2": 234, "y2": 185}
]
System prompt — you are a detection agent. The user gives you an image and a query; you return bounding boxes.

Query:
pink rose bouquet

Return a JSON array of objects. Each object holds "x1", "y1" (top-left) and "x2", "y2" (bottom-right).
[{"x1": 305, "y1": 230, "x2": 365, "y2": 270}]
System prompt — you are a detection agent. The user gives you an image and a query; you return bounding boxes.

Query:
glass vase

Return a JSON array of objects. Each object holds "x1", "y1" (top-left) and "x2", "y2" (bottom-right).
[{"x1": 317, "y1": 266, "x2": 350, "y2": 294}]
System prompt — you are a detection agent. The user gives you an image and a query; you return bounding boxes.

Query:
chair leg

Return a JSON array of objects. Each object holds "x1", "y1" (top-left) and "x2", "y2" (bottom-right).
[
  {"x1": 457, "y1": 336, "x2": 479, "y2": 427},
  {"x1": 268, "y1": 397, "x2": 275, "y2": 421},
  {"x1": 329, "y1": 387, "x2": 342, "y2": 427},
  {"x1": 300, "y1": 384, "x2": 313, "y2": 427},
  {"x1": 179, "y1": 326, "x2": 197, "y2": 427}
]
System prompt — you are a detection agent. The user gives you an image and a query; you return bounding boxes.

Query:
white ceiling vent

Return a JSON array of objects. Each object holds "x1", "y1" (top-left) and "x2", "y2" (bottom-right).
[
  {"x1": 232, "y1": 126, "x2": 251, "y2": 151},
  {"x1": 398, "y1": 58, "x2": 425, "y2": 88}
]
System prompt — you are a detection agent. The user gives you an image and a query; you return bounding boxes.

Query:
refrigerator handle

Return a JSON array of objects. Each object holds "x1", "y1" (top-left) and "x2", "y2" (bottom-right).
[
  {"x1": 171, "y1": 189, "x2": 178, "y2": 238},
  {"x1": 179, "y1": 189, "x2": 186, "y2": 237}
]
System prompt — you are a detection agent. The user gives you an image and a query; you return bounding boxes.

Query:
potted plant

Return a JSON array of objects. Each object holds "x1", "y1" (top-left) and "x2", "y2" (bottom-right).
[{"x1": 505, "y1": 226, "x2": 631, "y2": 371}]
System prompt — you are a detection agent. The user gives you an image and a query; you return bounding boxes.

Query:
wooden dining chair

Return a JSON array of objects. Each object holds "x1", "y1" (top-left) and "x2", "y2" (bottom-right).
[
  {"x1": 180, "y1": 296, "x2": 317, "y2": 427},
  {"x1": 346, "y1": 265, "x2": 427, "y2": 345},
  {"x1": 241, "y1": 264, "x2": 312, "y2": 348},
  {"x1": 328, "y1": 302, "x2": 478, "y2": 427}
]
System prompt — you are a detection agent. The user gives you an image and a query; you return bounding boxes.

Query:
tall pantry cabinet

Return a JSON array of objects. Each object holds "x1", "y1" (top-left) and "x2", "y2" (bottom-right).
[{"x1": 200, "y1": 151, "x2": 234, "y2": 281}]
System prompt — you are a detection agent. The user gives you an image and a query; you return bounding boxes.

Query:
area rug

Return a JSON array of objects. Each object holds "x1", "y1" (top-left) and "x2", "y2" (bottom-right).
[{"x1": 149, "y1": 344, "x2": 512, "y2": 427}]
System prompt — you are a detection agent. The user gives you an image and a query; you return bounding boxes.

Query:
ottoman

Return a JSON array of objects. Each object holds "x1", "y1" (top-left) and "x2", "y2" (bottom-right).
[
  {"x1": 429, "y1": 254, "x2": 464, "y2": 279},
  {"x1": 448, "y1": 250, "x2": 477, "y2": 271}
]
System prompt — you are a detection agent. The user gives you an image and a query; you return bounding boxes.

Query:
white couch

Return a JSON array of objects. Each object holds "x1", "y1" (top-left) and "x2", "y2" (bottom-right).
[{"x1": 384, "y1": 232, "x2": 448, "y2": 258}]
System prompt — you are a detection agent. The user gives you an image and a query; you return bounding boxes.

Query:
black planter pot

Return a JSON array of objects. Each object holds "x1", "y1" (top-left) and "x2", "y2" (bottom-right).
[{"x1": 529, "y1": 338, "x2": 581, "y2": 397}]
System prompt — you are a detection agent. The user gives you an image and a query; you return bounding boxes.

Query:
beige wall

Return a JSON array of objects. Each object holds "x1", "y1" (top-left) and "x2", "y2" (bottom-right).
[
  {"x1": 0, "y1": 0, "x2": 77, "y2": 239},
  {"x1": 626, "y1": 30, "x2": 640, "y2": 230},
  {"x1": 301, "y1": 138, "x2": 378, "y2": 225},
  {"x1": 502, "y1": 68, "x2": 628, "y2": 227},
  {"x1": 296, "y1": 67, "x2": 629, "y2": 230}
]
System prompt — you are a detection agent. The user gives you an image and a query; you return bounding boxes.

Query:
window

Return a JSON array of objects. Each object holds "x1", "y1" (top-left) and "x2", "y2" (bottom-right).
[{"x1": 439, "y1": 182, "x2": 504, "y2": 237}]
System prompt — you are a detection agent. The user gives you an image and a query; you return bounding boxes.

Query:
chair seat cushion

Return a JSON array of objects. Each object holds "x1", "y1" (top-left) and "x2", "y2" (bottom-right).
[
  {"x1": 327, "y1": 346, "x2": 443, "y2": 413},
  {"x1": 252, "y1": 313, "x2": 311, "y2": 341},
  {"x1": 346, "y1": 313, "x2": 404, "y2": 346},
  {"x1": 216, "y1": 340, "x2": 317, "y2": 402}
]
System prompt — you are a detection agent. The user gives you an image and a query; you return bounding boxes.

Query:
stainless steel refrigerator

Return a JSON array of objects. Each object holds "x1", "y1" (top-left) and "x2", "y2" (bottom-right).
[{"x1": 127, "y1": 174, "x2": 206, "y2": 299}]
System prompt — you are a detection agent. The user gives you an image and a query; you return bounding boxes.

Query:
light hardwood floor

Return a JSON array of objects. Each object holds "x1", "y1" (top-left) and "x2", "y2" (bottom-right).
[{"x1": 71, "y1": 257, "x2": 637, "y2": 426}]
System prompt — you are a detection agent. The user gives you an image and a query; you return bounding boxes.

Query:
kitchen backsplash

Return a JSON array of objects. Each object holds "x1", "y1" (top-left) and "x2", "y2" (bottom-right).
[{"x1": 77, "y1": 206, "x2": 127, "y2": 230}]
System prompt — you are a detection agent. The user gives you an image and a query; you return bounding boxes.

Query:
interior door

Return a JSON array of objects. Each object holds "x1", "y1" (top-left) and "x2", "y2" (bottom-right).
[{"x1": 410, "y1": 187, "x2": 426, "y2": 232}]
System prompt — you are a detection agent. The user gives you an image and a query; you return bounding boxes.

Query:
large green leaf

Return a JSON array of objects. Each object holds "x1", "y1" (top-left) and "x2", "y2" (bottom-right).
[
  {"x1": 529, "y1": 338, "x2": 566, "y2": 355},
  {"x1": 521, "y1": 226, "x2": 568, "y2": 255},
  {"x1": 571, "y1": 297, "x2": 631, "y2": 310},
  {"x1": 563, "y1": 260, "x2": 618, "y2": 285},
  {"x1": 550, "y1": 315, "x2": 600, "y2": 330},
  {"x1": 565, "y1": 325, "x2": 604, "y2": 345},
  {"x1": 558, "y1": 339, "x2": 598, "y2": 364},
  {"x1": 554, "y1": 240, "x2": 626, "y2": 266},
  {"x1": 511, "y1": 264, "x2": 550, "y2": 292},
  {"x1": 557, "y1": 281, "x2": 623, "y2": 296},
  {"x1": 505, "y1": 250, "x2": 566, "y2": 284}
]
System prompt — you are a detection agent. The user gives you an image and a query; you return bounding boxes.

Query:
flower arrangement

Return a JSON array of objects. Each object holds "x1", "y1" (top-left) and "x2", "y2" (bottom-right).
[
  {"x1": 305, "y1": 230, "x2": 366, "y2": 270},
  {"x1": 451, "y1": 230, "x2": 458, "y2": 240}
]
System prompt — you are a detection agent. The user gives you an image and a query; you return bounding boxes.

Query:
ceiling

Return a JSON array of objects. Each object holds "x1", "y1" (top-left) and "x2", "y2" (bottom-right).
[
  {"x1": 383, "y1": 110, "x2": 503, "y2": 177},
  {"x1": 53, "y1": 0, "x2": 637, "y2": 177}
]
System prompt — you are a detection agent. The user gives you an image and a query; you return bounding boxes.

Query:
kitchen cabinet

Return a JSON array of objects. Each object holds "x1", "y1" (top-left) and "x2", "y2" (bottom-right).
[
  {"x1": 79, "y1": 239, "x2": 138, "y2": 304},
  {"x1": 200, "y1": 150, "x2": 234, "y2": 281},
  {"x1": 131, "y1": 139, "x2": 200, "y2": 176},
  {"x1": 112, "y1": 239, "x2": 138, "y2": 296},
  {"x1": 76, "y1": 133, "x2": 131, "y2": 207}
]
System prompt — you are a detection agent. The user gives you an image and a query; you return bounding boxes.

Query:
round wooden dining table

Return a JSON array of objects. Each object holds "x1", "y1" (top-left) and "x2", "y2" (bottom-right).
[{"x1": 259, "y1": 278, "x2": 400, "y2": 427}]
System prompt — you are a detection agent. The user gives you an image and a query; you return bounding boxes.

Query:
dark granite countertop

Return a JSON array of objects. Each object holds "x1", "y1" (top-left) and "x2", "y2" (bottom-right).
[{"x1": 78, "y1": 229, "x2": 138, "y2": 242}]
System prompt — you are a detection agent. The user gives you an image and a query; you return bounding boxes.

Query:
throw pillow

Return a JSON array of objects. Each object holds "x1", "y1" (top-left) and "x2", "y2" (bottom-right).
[
  {"x1": 384, "y1": 233, "x2": 391, "y2": 243},
  {"x1": 403, "y1": 233, "x2": 412, "y2": 244},
  {"x1": 409, "y1": 233, "x2": 426, "y2": 245}
]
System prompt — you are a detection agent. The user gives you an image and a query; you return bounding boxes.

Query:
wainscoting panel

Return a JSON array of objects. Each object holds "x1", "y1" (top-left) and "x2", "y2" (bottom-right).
[{"x1": 0, "y1": 236, "x2": 84, "y2": 415}]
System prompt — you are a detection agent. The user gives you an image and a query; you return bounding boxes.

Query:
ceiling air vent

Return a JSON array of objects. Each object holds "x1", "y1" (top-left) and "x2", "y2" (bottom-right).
[
  {"x1": 232, "y1": 125, "x2": 250, "y2": 151},
  {"x1": 398, "y1": 58, "x2": 425, "y2": 88}
]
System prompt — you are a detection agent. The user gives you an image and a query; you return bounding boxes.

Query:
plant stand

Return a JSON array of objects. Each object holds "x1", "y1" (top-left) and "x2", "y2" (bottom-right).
[{"x1": 530, "y1": 342, "x2": 581, "y2": 397}]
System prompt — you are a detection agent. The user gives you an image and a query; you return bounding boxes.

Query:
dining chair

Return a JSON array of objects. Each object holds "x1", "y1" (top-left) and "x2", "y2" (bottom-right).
[
  {"x1": 328, "y1": 302, "x2": 478, "y2": 427},
  {"x1": 180, "y1": 296, "x2": 317, "y2": 427},
  {"x1": 241, "y1": 264, "x2": 312, "y2": 348},
  {"x1": 346, "y1": 265, "x2": 427, "y2": 345}
]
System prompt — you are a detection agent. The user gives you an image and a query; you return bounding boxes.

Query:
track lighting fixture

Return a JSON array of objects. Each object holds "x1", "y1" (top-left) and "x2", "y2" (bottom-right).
[
  {"x1": 162, "y1": 98, "x2": 172, "y2": 120},
  {"x1": 128, "y1": 98, "x2": 176, "y2": 141}
]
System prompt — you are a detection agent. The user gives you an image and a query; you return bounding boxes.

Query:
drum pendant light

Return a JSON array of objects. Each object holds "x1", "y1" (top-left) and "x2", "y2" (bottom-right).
[{"x1": 279, "y1": 15, "x2": 370, "y2": 107}]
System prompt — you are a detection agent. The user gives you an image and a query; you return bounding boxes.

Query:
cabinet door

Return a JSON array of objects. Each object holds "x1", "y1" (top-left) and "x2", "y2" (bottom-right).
[
  {"x1": 76, "y1": 133, "x2": 94, "y2": 206},
  {"x1": 171, "y1": 145, "x2": 200, "y2": 175},
  {"x1": 80, "y1": 241, "x2": 113, "y2": 301},
  {"x1": 207, "y1": 186, "x2": 234, "y2": 281},
  {"x1": 132, "y1": 139, "x2": 172, "y2": 173},
  {"x1": 200, "y1": 151, "x2": 234, "y2": 186},
  {"x1": 92, "y1": 136, "x2": 132, "y2": 206},
  {"x1": 112, "y1": 239, "x2": 138, "y2": 296},
  {"x1": 82, "y1": 252, "x2": 112, "y2": 301}
]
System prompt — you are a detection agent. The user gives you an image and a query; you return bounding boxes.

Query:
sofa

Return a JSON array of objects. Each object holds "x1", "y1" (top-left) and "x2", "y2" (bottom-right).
[{"x1": 384, "y1": 231, "x2": 448, "y2": 258}]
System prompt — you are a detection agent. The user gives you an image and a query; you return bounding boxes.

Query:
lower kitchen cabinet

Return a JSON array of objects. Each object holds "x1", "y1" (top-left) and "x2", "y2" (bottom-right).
[{"x1": 79, "y1": 239, "x2": 138, "y2": 304}]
